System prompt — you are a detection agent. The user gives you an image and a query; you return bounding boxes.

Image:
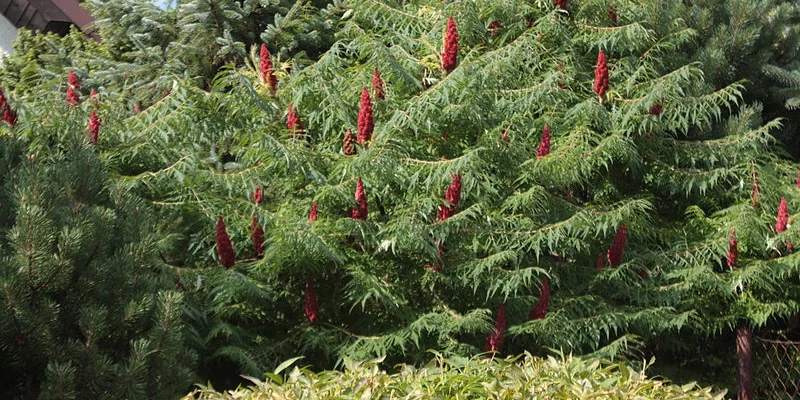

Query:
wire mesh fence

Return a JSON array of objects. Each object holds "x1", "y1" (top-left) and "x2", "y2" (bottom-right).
[{"x1": 754, "y1": 336, "x2": 800, "y2": 399}]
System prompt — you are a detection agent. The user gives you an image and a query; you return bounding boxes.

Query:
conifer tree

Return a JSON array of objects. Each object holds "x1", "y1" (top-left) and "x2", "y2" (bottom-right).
[
  {"x1": 665, "y1": 0, "x2": 800, "y2": 152},
  {"x1": 0, "y1": 139, "x2": 195, "y2": 399},
  {"x1": 78, "y1": 0, "x2": 344, "y2": 94}
]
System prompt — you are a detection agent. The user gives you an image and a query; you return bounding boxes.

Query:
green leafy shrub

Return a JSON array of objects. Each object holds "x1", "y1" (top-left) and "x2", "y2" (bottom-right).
[
  {"x1": 183, "y1": 353, "x2": 726, "y2": 399},
  {"x1": 103, "y1": 0, "x2": 797, "y2": 386}
]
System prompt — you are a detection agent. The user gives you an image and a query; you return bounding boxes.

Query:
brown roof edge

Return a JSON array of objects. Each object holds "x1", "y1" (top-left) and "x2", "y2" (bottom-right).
[
  {"x1": 11, "y1": 0, "x2": 98, "y2": 38},
  {"x1": 49, "y1": 0, "x2": 96, "y2": 37},
  {"x1": 48, "y1": 0, "x2": 92, "y2": 29}
]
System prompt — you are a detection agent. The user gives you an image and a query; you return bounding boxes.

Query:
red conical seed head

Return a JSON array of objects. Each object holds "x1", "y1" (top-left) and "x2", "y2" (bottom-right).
[
  {"x1": 260, "y1": 44, "x2": 277, "y2": 93},
  {"x1": 287, "y1": 103, "x2": 303, "y2": 137},
  {"x1": 0, "y1": 88, "x2": 8, "y2": 110},
  {"x1": 607, "y1": 224, "x2": 627, "y2": 266},
  {"x1": 593, "y1": 50, "x2": 609, "y2": 98},
  {"x1": 488, "y1": 20, "x2": 502, "y2": 36},
  {"x1": 216, "y1": 217, "x2": 236, "y2": 268},
  {"x1": 372, "y1": 68, "x2": 385, "y2": 100},
  {"x1": 4, "y1": 107, "x2": 17, "y2": 126},
  {"x1": 776, "y1": 197, "x2": 789, "y2": 233},
  {"x1": 304, "y1": 275, "x2": 318, "y2": 323},
  {"x1": 343, "y1": 129, "x2": 355, "y2": 156},
  {"x1": 484, "y1": 304, "x2": 506, "y2": 353},
  {"x1": 309, "y1": 202, "x2": 318, "y2": 222},
  {"x1": 253, "y1": 187, "x2": 263, "y2": 205},
  {"x1": 259, "y1": 44, "x2": 269, "y2": 83},
  {"x1": 357, "y1": 87, "x2": 374, "y2": 145},
  {"x1": 555, "y1": 0, "x2": 568, "y2": 11},
  {"x1": 484, "y1": 332, "x2": 500, "y2": 354},
  {"x1": 252, "y1": 217, "x2": 265, "y2": 257},
  {"x1": 0, "y1": 90, "x2": 16, "y2": 127},
  {"x1": 495, "y1": 304, "x2": 506, "y2": 332},
  {"x1": 442, "y1": 17, "x2": 459, "y2": 73},
  {"x1": 351, "y1": 178, "x2": 368, "y2": 220},
  {"x1": 528, "y1": 277, "x2": 551, "y2": 320},
  {"x1": 66, "y1": 88, "x2": 80, "y2": 107},
  {"x1": 437, "y1": 205, "x2": 447, "y2": 222},
  {"x1": 537, "y1": 125, "x2": 551, "y2": 158},
  {"x1": 66, "y1": 71, "x2": 81, "y2": 107},
  {"x1": 608, "y1": 3, "x2": 618, "y2": 25},
  {"x1": 727, "y1": 227, "x2": 738, "y2": 268},
  {"x1": 445, "y1": 174, "x2": 462, "y2": 206},
  {"x1": 87, "y1": 110, "x2": 101, "y2": 145},
  {"x1": 649, "y1": 102, "x2": 663, "y2": 116},
  {"x1": 68, "y1": 70, "x2": 81, "y2": 90},
  {"x1": 438, "y1": 174, "x2": 462, "y2": 221}
]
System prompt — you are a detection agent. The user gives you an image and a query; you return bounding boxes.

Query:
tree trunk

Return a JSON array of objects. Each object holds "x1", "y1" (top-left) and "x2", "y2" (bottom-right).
[{"x1": 737, "y1": 325, "x2": 753, "y2": 400}]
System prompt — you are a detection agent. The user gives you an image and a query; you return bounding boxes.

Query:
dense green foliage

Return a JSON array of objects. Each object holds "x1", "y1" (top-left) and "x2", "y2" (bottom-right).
[
  {"x1": 183, "y1": 353, "x2": 726, "y2": 399},
  {"x1": 85, "y1": 0, "x2": 342, "y2": 93},
  {"x1": 764, "y1": 63, "x2": 800, "y2": 110},
  {"x1": 0, "y1": 138, "x2": 194, "y2": 398},
  {"x1": 1, "y1": 0, "x2": 800, "y2": 397}
]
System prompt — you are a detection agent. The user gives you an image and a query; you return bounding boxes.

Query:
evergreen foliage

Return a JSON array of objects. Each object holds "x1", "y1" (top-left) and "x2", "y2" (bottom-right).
[
  {"x1": 0, "y1": 118, "x2": 194, "y2": 397},
  {"x1": 655, "y1": 0, "x2": 800, "y2": 154},
  {"x1": 83, "y1": 0, "x2": 343, "y2": 92},
  {"x1": 673, "y1": 0, "x2": 800, "y2": 94},
  {"x1": 1, "y1": 0, "x2": 800, "y2": 394},
  {"x1": 763, "y1": 64, "x2": 800, "y2": 110}
]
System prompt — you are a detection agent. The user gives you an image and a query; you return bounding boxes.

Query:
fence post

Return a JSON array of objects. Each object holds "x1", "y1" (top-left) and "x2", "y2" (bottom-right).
[{"x1": 737, "y1": 325, "x2": 753, "y2": 400}]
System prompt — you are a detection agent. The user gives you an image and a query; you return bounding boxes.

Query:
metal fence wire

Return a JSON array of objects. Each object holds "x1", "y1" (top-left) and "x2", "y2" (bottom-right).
[{"x1": 755, "y1": 336, "x2": 800, "y2": 399}]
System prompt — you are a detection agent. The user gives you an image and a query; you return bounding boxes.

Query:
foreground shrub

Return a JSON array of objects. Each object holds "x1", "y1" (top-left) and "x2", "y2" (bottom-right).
[{"x1": 183, "y1": 353, "x2": 725, "y2": 399}]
